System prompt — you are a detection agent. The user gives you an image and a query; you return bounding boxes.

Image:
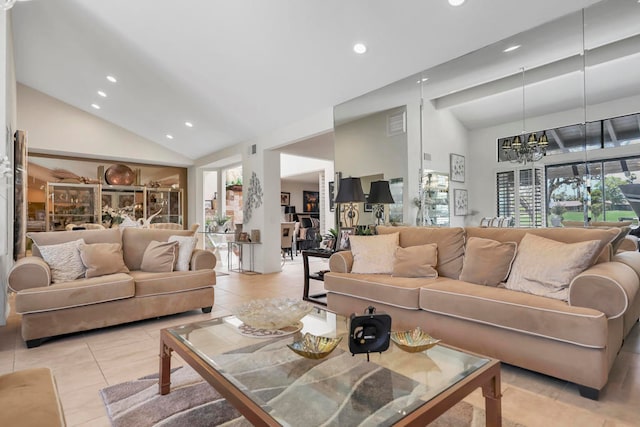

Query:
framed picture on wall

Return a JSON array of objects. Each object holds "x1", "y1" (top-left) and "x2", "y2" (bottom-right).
[
  {"x1": 454, "y1": 189, "x2": 468, "y2": 216},
  {"x1": 303, "y1": 190, "x2": 319, "y2": 212},
  {"x1": 364, "y1": 194, "x2": 373, "y2": 212},
  {"x1": 339, "y1": 227, "x2": 355, "y2": 250},
  {"x1": 280, "y1": 192, "x2": 290, "y2": 206},
  {"x1": 450, "y1": 153, "x2": 465, "y2": 183},
  {"x1": 328, "y1": 181, "x2": 335, "y2": 211}
]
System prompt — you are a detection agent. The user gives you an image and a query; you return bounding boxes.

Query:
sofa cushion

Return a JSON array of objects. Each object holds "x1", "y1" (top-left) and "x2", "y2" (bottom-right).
[
  {"x1": 35, "y1": 239, "x2": 86, "y2": 284},
  {"x1": 80, "y1": 243, "x2": 130, "y2": 278},
  {"x1": 419, "y1": 280, "x2": 608, "y2": 348},
  {"x1": 121, "y1": 228, "x2": 194, "y2": 271},
  {"x1": 168, "y1": 235, "x2": 198, "y2": 271},
  {"x1": 29, "y1": 228, "x2": 123, "y2": 257},
  {"x1": 324, "y1": 272, "x2": 441, "y2": 310},
  {"x1": 140, "y1": 241, "x2": 178, "y2": 273},
  {"x1": 459, "y1": 237, "x2": 517, "y2": 286},
  {"x1": 392, "y1": 244, "x2": 438, "y2": 278},
  {"x1": 464, "y1": 226, "x2": 620, "y2": 264},
  {"x1": 505, "y1": 233, "x2": 601, "y2": 301},
  {"x1": 15, "y1": 273, "x2": 134, "y2": 314},
  {"x1": 350, "y1": 233, "x2": 399, "y2": 274},
  {"x1": 128, "y1": 269, "x2": 216, "y2": 297},
  {"x1": 377, "y1": 226, "x2": 465, "y2": 279}
]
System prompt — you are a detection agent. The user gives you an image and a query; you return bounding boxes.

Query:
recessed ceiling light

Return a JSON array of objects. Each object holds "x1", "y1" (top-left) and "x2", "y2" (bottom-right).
[
  {"x1": 448, "y1": 0, "x2": 465, "y2": 6},
  {"x1": 166, "y1": 134, "x2": 174, "y2": 139},
  {"x1": 353, "y1": 43, "x2": 367, "y2": 54},
  {"x1": 91, "y1": 104, "x2": 101, "y2": 110},
  {"x1": 97, "y1": 90, "x2": 107, "y2": 97},
  {"x1": 184, "y1": 121, "x2": 193, "y2": 128},
  {"x1": 503, "y1": 45, "x2": 521, "y2": 53},
  {"x1": 106, "y1": 75, "x2": 117, "y2": 83}
]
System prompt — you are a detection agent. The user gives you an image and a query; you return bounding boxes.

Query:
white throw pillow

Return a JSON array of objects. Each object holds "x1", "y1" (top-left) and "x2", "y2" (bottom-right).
[
  {"x1": 505, "y1": 233, "x2": 601, "y2": 301},
  {"x1": 168, "y1": 235, "x2": 198, "y2": 271},
  {"x1": 350, "y1": 232, "x2": 399, "y2": 274},
  {"x1": 36, "y1": 238, "x2": 86, "y2": 283}
]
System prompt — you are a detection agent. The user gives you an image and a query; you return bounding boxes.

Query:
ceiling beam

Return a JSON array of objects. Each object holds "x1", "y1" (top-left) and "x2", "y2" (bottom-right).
[
  {"x1": 433, "y1": 33, "x2": 640, "y2": 110},
  {"x1": 549, "y1": 129, "x2": 566, "y2": 149},
  {"x1": 604, "y1": 119, "x2": 617, "y2": 145}
]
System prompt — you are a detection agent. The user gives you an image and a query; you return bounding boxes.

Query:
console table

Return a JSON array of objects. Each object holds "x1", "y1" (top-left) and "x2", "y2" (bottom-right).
[
  {"x1": 228, "y1": 241, "x2": 260, "y2": 274},
  {"x1": 302, "y1": 249, "x2": 332, "y2": 306}
]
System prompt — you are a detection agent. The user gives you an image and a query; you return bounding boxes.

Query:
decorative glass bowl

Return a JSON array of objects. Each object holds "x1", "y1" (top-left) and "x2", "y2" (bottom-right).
[
  {"x1": 287, "y1": 333, "x2": 342, "y2": 359},
  {"x1": 231, "y1": 298, "x2": 313, "y2": 330},
  {"x1": 390, "y1": 327, "x2": 440, "y2": 353}
]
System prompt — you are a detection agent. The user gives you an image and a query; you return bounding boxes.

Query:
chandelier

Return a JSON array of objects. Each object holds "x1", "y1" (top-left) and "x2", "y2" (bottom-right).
[
  {"x1": 501, "y1": 67, "x2": 549, "y2": 164},
  {"x1": 502, "y1": 131, "x2": 548, "y2": 164}
]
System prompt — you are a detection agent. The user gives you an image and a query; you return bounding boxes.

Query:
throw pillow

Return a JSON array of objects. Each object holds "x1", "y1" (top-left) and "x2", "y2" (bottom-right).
[
  {"x1": 79, "y1": 243, "x2": 130, "y2": 278},
  {"x1": 36, "y1": 238, "x2": 86, "y2": 283},
  {"x1": 392, "y1": 243, "x2": 438, "y2": 278},
  {"x1": 350, "y1": 232, "x2": 399, "y2": 274},
  {"x1": 140, "y1": 240, "x2": 179, "y2": 273},
  {"x1": 459, "y1": 237, "x2": 517, "y2": 286},
  {"x1": 505, "y1": 233, "x2": 601, "y2": 301},
  {"x1": 168, "y1": 235, "x2": 198, "y2": 271}
]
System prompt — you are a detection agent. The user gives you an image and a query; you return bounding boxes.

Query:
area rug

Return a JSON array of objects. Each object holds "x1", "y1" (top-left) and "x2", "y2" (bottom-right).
[{"x1": 100, "y1": 365, "x2": 525, "y2": 427}]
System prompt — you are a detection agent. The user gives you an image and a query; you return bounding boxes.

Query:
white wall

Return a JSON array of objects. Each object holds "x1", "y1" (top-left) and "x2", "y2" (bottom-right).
[
  {"x1": 17, "y1": 84, "x2": 193, "y2": 166},
  {"x1": 1, "y1": 11, "x2": 17, "y2": 324},
  {"x1": 422, "y1": 99, "x2": 469, "y2": 227},
  {"x1": 281, "y1": 180, "x2": 318, "y2": 216}
]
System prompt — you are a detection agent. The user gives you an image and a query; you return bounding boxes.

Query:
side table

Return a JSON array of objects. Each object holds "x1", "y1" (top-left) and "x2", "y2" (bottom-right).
[{"x1": 302, "y1": 249, "x2": 332, "y2": 306}]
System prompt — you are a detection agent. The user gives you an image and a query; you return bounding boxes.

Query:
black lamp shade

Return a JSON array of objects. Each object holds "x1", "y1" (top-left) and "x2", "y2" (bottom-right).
[
  {"x1": 284, "y1": 206, "x2": 296, "y2": 214},
  {"x1": 368, "y1": 180, "x2": 395, "y2": 204},
  {"x1": 335, "y1": 177, "x2": 366, "y2": 203}
]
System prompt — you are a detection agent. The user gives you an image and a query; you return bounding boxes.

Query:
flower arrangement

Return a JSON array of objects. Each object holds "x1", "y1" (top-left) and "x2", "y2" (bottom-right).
[{"x1": 102, "y1": 205, "x2": 134, "y2": 226}]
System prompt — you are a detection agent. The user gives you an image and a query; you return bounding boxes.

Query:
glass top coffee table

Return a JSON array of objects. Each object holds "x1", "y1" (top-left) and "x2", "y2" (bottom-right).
[{"x1": 159, "y1": 307, "x2": 501, "y2": 426}]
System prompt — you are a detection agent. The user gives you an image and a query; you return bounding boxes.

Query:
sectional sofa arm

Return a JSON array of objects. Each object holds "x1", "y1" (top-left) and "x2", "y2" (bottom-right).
[
  {"x1": 8, "y1": 257, "x2": 51, "y2": 292},
  {"x1": 569, "y1": 262, "x2": 638, "y2": 319},
  {"x1": 190, "y1": 249, "x2": 217, "y2": 270},
  {"x1": 613, "y1": 251, "x2": 640, "y2": 279},
  {"x1": 329, "y1": 251, "x2": 353, "y2": 273}
]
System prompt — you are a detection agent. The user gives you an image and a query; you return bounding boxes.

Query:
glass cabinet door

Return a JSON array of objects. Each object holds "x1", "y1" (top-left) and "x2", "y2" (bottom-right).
[
  {"x1": 46, "y1": 183, "x2": 101, "y2": 231},
  {"x1": 101, "y1": 185, "x2": 146, "y2": 222},
  {"x1": 146, "y1": 188, "x2": 183, "y2": 225}
]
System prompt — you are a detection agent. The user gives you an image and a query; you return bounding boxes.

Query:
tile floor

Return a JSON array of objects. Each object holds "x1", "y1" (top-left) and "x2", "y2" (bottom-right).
[{"x1": 0, "y1": 256, "x2": 638, "y2": 426}]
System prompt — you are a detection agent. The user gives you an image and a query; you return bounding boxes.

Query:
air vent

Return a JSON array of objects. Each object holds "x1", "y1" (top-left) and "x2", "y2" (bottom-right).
[
  {"x1": 249, "y1": 144, "x2": 257, "y2": 155},
  {"x1": 387, "y1": 112, "x2": 406, "y2": 136}
]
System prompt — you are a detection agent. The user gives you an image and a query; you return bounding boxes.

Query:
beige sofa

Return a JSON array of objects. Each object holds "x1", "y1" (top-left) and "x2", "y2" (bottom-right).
[
  {"x1": 325, "y1": 226, "x2": 640, "y2": 400},
  {"x1": 8, "y1": 227, "x2": 216, "y2": 348}
]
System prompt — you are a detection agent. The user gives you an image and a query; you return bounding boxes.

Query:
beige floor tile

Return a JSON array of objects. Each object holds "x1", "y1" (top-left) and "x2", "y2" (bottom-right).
[
  {"x1": 54, "y1": 360, "x2": 107, "y2": 396},
  {"x1": 60, "y1": 382, "x2": 109, "y2": 427}
]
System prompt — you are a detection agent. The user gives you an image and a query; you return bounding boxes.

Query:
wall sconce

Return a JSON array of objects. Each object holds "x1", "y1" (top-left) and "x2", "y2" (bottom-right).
[
  {"x1": 335, "y1": 177, "x2": 366, "y2": 227},
  {"x1": 367, "y1": 180, "x2": 395, "y2": 225}
]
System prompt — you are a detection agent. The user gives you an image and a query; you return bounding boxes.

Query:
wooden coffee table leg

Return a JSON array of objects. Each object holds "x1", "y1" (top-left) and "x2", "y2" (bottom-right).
[
  {"x1": 159, "y1": 336, "x2": 172, "y2": 395},
  {"x1": 482, "y1": 364, "x2": 502, "y2": 427}
]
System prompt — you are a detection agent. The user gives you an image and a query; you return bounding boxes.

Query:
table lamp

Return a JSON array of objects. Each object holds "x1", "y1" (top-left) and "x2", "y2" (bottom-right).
[
  {"x1": 368, "y1": 180, "x2": 395, "y2": 225},
  {"x1": 335, "y1": 177, "x2": 366, "y2": 227}
]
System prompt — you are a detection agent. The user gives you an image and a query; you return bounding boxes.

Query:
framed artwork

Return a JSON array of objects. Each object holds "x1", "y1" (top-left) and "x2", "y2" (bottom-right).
[
  {"x1": 450, "y1": 153, "x2": 465, "y2": 183},
  {"x1": 303, "y1": 190, "x2": 319, "y2": 213},
  {"x1": 364, "y1": 194, "x2": 373, "y2": 212},
  {"x1": 204, "y1": 199, "x2": 214, "y2": 210},
  {"x1": 328, "y1": 181, "x2": 335, "y2": 211},
  {"x1": 118, "y1": 194, "x2": 134, "y2": 208},
  {"x1": 339, "y1": 227, "x2": 355, "y2": 250},
  {"x1": 454, "y1": 189, "x2": 468, "y2": 216},
  {"x1": 101, "y1": 194, "x2": 113, "y2": 209},
  {"x1": 280, "y1": 192, "x2": 290, "y2": 206}
]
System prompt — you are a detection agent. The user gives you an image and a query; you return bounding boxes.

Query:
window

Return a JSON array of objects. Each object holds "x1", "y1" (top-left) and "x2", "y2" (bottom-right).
[
  {"x1": 546, "y1": 156, "x2": 640, "y2": 224},
  {"x1": 497, "y1": 167, "x2": 543, "y2": 227}
]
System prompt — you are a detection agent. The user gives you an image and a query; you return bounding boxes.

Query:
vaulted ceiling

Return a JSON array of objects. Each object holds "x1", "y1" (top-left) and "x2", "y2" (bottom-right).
[{"x1": 11, "y1": 0, "x2": 598, "y2": 160}]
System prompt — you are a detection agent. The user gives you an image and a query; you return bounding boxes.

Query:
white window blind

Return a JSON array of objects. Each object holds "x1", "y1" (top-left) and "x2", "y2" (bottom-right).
[{"x1": 496, "y1": 167, "x2": 543, "y2": 227}]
